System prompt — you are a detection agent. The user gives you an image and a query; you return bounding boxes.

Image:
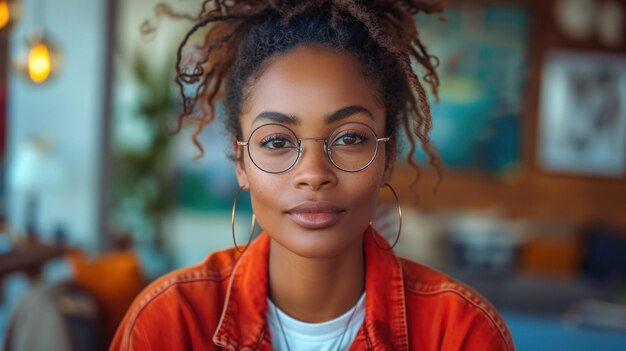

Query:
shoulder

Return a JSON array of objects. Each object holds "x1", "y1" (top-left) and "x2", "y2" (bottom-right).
[
  {"x1": 109, "y1": 246, "x2": 240, "y2": 351},
  {"x1": 398, "y1": 257, "x2": 515, "y2": 351},
  {"x1": 131, "y1": 246, "x2": 239, "y2": 313}
]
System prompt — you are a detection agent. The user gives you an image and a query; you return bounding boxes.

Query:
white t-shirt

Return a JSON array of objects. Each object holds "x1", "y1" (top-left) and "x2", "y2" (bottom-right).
[{"x1": 266, "y1": 293, "x2": 366, "y2": 351}]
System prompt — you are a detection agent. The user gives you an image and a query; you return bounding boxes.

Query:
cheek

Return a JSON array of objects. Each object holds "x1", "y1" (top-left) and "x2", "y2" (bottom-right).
[
  {"x1": 243, "y1": 161, "x2": 286, "y2": 226},
  {"x1": 340, "y1": 160, "x2": 387, "y2": 217},
  {"x1": 343, "y1": 172, "x2": 382, "y2": 213}
]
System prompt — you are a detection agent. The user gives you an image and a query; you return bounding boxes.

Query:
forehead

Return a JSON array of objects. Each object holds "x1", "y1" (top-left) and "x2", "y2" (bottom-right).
[{"x1": 240, "y1": 45, "x2": 385, "y2": 132}]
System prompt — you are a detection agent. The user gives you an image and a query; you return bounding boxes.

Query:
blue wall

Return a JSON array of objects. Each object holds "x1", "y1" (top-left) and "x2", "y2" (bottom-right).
[{"x1": 6, "y1": 0, "x2": 108, "y2": 251}]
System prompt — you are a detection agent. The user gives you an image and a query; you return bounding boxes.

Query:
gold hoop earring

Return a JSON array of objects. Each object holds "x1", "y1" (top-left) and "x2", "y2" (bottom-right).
[
  {"x1": 370, "y1": 183, "x2": 402, "y2": 251},
  {"x1": 231, "y1": 185, "x2": 256, "y2": 253}
]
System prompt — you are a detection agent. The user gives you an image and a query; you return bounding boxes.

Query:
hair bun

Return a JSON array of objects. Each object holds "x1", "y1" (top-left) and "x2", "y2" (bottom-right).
[{"x1": 255, "y1": 0, "x2": 446, "y2": 16}]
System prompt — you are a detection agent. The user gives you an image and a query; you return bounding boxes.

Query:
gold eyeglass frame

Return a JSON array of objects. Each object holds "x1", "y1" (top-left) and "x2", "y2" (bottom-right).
[{"x1": 236, "y1": 121, "x2": 391, "y2": 173}]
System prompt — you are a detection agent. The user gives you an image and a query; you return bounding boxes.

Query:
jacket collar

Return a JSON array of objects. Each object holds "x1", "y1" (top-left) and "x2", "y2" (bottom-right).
[{"x1": 212, "y1": 226, "x2": 408, "y2": 350}]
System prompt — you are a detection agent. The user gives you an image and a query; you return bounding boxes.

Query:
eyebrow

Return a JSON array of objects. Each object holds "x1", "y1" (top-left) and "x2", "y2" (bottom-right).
[
  {"x1": 326, "y1": 105, "x2": 375, "y2": 124},
  {"x1": 251, "y1": 105, "x2": 375, "y2": 126},
  {"x1": 252, "y1": 111, "x2": 299, "y2": 125}
]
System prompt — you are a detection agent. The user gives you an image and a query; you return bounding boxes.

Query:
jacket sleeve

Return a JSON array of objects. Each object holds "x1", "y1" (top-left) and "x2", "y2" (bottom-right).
[
  {"x1": 108, "y1": 288, "x2": 174, "y2": 351},
  {"x1": 406, "y1": 283, "x2": 516, "y2": 351},
  {"x1": 436, "y1": 299, "x2": 515, "y2": 351},
  {"x1": 108, "y1": 284, "x2": 203, "y2": 351},
  {"x1": 109, "y1": 313, "x2": 151, "y2": 351}
]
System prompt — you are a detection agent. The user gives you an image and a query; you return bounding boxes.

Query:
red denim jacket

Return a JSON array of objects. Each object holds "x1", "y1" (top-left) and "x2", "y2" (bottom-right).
[{"x1": 110, "y1": 227, "x2": 515, "y2": 350}]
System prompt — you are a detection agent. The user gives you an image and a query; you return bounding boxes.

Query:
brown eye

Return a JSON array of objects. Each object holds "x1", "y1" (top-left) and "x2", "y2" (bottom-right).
[
  {"x1": 340, "y1": 135, "x2": 357, "y2": 145},
  {"x1": 332, "y1": 132, "x2": 368, "y2": 146},
  {"x1": 260, "y1": 135, "x2": 295, "y2": 150}
]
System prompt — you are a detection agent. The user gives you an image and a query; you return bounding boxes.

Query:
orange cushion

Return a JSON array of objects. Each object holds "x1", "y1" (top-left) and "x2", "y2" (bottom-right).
[{"x1": 67, "y1": 250, "x2": 145, "y2": 347}]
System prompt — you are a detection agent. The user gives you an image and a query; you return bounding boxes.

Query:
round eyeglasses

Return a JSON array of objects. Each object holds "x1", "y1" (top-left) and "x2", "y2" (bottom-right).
[{"x1": 236, "y1": 122, "x2": 391, "y2": 173}]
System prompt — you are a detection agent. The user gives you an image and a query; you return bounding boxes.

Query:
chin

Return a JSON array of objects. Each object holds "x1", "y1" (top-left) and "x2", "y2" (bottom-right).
[{"x1": 269, "y1": 221, "x2": 367, "y2": 259}]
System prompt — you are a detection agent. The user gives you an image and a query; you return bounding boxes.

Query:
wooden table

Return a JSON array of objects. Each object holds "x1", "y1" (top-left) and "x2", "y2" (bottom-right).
[{"x1": 0, "y1": 243, "x2": 66, "y2": 302}]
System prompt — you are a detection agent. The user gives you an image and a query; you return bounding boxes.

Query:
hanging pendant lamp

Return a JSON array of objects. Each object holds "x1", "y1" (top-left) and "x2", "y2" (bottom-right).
[
  {"x1": 18, "y1": 0, "x2": 60, "y2": 84},
  {"x1": 0, "y1": 0, "x2": 21, "y2": 31},
  {"x1": 26, "y1": 29, "x2": 58, "y2": 83},
  {"x1": 0, "y1": 1, "x2": 10, "y2": 29}
]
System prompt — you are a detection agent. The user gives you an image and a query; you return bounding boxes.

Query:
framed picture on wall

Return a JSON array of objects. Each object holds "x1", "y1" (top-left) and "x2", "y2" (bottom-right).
[
  {"x1": 537, "y1": 50, "x2": 626, "y2": 177},
  {"x1": 416, "y1": 3, "x2": 530, "y2": 178},
  {"x1": 413, "y1": 5, "x2": 528, "y2": 176}
]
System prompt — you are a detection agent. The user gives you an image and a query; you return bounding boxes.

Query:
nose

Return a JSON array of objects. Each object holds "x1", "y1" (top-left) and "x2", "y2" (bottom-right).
[{"x1": 291, "y1": 139, "x2": 337, "y2": 191}]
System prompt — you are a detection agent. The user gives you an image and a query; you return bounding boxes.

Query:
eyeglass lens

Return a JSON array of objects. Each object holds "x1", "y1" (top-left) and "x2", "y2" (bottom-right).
[{"x1": 246, "y1": 122, "x2": 380, "y2": 173}]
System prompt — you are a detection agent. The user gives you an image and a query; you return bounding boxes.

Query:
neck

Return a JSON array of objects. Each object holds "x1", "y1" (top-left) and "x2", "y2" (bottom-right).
[{"x1": 268, "y1": 236, "x2": 365, "y2": 323}]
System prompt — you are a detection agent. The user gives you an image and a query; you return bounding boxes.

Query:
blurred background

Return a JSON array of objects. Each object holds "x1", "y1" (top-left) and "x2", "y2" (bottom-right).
[{"x1": 1, "y1": 0, "x2": 625, "y2": 350}]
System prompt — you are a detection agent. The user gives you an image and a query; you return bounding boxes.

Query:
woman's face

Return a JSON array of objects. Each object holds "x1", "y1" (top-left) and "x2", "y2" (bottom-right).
[{"x1": 234, "y1": 45, "x2": 393, "y2": 259}]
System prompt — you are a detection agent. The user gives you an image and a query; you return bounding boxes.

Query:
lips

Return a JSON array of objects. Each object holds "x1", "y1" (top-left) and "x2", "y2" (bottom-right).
[{"x1": 285, "y1": 201, "x2": 346, "y2": 229}]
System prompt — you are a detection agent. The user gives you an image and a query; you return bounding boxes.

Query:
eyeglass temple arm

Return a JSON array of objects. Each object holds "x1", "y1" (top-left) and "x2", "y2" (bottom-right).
[{"x1": 236, "y1": 141, "x2": 248, "y2": 146}]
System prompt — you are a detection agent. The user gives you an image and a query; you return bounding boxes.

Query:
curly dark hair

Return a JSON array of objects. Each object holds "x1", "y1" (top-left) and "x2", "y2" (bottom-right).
[{"x1": 146, "y1": 0, "x2": 445, "y2": 190}]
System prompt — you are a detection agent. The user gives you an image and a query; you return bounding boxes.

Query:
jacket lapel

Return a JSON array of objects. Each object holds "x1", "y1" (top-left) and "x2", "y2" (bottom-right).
[
  {"x1": 361, "y1": 226, "x2": 409, "y2": 350},
  {"x1": 213, "y1": 233, "x2": 272, "y2": 349}
]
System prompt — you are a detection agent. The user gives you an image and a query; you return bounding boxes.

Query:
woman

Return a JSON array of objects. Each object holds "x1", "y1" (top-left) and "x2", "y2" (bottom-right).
[{"x1": 111, "y1": 1, "x2": 515, "y2": 350}]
